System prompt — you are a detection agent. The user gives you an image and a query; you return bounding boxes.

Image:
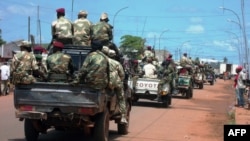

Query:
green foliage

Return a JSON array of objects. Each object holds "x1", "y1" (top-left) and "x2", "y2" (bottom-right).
[
  {"x1": 119, "y1": 35, "x2": 146, "y2": 59},
  {"x1": 0, "y1": 29, "x2": 6, "y2": 46}
]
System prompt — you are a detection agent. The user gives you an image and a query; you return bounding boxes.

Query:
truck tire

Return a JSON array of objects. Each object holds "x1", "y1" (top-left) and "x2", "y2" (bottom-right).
[
  {"x1": 186, "y1": 87, "x2": 193, "y2": 99},
  {"x1": 199, "y1": 83, "x2": 203, "y2": 89},
  {"x1": 93, "y1": 110, "x2": 110, "y2": 141},
  {"x1": 24, "y1": 119, "x2": 39, "y2": 141},
  {"x1": 162, "y1": 95, "x2": 171, "y2": 108},
  {"x1": 210, "y1": 80, "x2": 214, "y2": 85},
  {"x1": 117, "y1": 102, "x2": 131, "y2": 134}
]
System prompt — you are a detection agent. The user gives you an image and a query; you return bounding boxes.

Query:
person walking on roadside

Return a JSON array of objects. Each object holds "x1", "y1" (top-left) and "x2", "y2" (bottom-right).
[
  {"x1": 0, "y1": 62, "x2": 10, "y2": 96},
  {"x1": 236, "y1": 66, "x2": 246, "y2": 107},
  {"x1": 233, "y1": 67, "x2": 241, "y2": 107}
]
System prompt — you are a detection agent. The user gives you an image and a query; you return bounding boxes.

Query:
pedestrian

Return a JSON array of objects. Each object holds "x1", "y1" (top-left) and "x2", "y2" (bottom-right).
[
  {"x1": 0, "y1": 62, "x2": 10, "y2": 96},
  {"x1": 107, "y1": 49, "x2": 128, "y2": 124},
  {"x1": 47, "y1": 41, "x2": 74, "y2": 82},
  {"x1": 91, "y1": 12, "x2": 113, "y2": 46},
  {"x1": 233, "y1": 67, "x2": 240, "y2": 106},
  {"x1": 236, "y1": 66, "x2": 246, "y2": 107},
  {"x1": 51, "y1": 8, "x2": 73, "y2": 45},
  {"x1": 73, "y1": 10, "x2": 93, "y2": 46},
  {"x1": 10, "y1": 41, "x2": 46, "y2": 85}
]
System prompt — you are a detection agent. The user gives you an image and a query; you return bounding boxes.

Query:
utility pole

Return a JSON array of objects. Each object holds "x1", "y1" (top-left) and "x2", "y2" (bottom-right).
[{"x1": 28, "y1": 16, "x2": 30, "y2": 42}]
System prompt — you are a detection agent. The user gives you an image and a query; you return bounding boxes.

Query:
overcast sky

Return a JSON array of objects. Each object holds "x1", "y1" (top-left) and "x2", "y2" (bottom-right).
[{"x1": 0, "y1": 0, "x2": 249, "y2": 64}]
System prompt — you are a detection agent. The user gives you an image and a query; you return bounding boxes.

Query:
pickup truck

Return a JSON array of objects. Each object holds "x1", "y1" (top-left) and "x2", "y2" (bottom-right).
[
  {"x1": 13, "y1": 45, "x2": 132, "y2": 141},
  {"x1": 128, "y1": 77, "x2": 172, "y2": 107}
]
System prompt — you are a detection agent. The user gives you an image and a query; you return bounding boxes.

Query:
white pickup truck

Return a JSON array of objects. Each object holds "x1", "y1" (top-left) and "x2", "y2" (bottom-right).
[{"x1": 128, "y1": 77, "x2": 172, "y2": 107}]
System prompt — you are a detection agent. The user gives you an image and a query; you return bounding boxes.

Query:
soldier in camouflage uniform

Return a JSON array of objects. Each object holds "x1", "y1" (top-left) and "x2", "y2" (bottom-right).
[
  {"x1": 73, "y1": 41, "x2": 109, "y2": 89},
  {"x1": 10, "y1": 41, "x2": 46, "y2": 85},
  {"x1": 73, "y1": 10, "x2": 93, "y2": 46},
  {"x1": 143, "y1": 46, "x2": 154, "y2": 62},
  {"x1": 46, "y1": 41, "x2": 74, "y2": 82},
  {"x1": 33, "y1": 45, "x2": 48, "y2": 74},
  {"x1": 91, "y1": 13, "x2": 113, "y2": 46},
  {"x1": 158, "y1": 55, "x2": 176, "y2": 97},
  {"x1": 108, "y1": 49, "x2": 128, "y2": 124},
  {"x1": 51, "y1": 8, "x2": 73, "y2": 45},
  {"x1": 128, "y1": 60, "x2": 143, "y2": 90}
]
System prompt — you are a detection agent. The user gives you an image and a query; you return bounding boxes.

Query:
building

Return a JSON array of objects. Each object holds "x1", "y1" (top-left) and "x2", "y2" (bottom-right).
[{"x1": 0, "y1": 40, "x2": 24, "y2": 62}]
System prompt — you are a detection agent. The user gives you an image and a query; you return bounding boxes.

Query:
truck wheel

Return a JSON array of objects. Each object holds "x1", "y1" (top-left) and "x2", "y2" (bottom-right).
[
  {"x1": 117, "y1": 102, "x2": 131, "y2": 134},
  {"x1": 199, "y1": 83, "x2": 203, "y2": 89},
  {"x1": 132, "y1": 95, "x2": 139, "y2": 104},
  {"x1": 186, "y1": 87, "x2": 192, "y2": 99},
  {"x1": 93, "y1": 109, "x2": 110, "y2": 141},
  {"x1": 24, "y1": 119, "x2": 39, "y2": 141},
  {"x1": 162, "y1": 95, "x2": 171, "y2": 108},
  {"x1": 210, "y1": 80, "x2": 214, "y2": 85}
]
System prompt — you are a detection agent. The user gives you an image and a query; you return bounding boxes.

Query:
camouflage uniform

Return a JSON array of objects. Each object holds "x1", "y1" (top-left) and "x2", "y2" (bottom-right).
[
  {"x1": 76, "y1": 50, "x2": 109, "y2": 89},
  {"x1": 10, "y1": 42, "x2": 42, "y2": 84},
  {"x1": 130, "y1": 60, "x2": 143, "y2": 89},
  {"x1": 73, "y1": 10, "x2": 92, "y2": 46},
  {"x1": 47, "y1": 51, "x2": 74, "y2": 82},
  {"x1": 108, "y1": 57, "x2": 126, "y2": 115},
  {"x1": 108, "y1": 49, "x2": 127, "y2": 123},
  {"x1": 92, "y1": 13, "x2": 113, "y2": 45},
  {"x1": 34, "y1": 54, "x2": 48, "y2": 80},
  {"x1": 52, "y1": 15, "x2": 73, "y2": 45}
]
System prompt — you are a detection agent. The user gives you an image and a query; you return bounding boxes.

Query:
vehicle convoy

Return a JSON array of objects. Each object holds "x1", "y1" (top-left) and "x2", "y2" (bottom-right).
[
  {"x1": 128, "y1": 77, "x2": 172, "y2": 108},
  {"x1": 175, "y1": 67, "x2": 193, "y2": 99},
  {"x1": 13, "y1": 46, "x2": 132, "y2": 141}
]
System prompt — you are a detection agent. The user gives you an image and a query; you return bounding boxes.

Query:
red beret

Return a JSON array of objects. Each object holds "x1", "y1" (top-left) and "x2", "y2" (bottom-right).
[
  {"x1": 56, "y1": 8, "x2": 65, "y2": 13},
  {"x1": 133, "y1": 60, "x2": 138, "y2": 64},
  {"x1": 33, "y1": 45, "x2": 45, "y2": 51},
  {"x1": 236, "y1": 66, "x2": 243, "y2": 71},
  {"x1": 53, "y1": 41, "x2": 64, "y2": 48}
]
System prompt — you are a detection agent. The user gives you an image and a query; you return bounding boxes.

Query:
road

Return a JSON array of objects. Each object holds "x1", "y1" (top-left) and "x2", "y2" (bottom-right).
[{"x1": 0, "y1": 79, "x2": 235, "y2": 141}]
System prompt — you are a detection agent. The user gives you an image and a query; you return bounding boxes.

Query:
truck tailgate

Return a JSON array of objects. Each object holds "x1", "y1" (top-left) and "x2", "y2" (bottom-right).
[
  {"x1": 128, "y1": 78, "x2": 160, "y2": 95},
  {"x1": 14, "y1": 82, "x2": 105, "y2": 110}
]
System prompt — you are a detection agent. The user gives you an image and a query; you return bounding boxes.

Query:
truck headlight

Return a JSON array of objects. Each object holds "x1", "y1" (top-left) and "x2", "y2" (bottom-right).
[{"x1": 160, "y1": 83, "x2": 170, "y2": 95}]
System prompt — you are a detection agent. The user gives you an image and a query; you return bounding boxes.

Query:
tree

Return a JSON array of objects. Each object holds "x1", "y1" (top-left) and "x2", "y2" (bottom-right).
[
  {"x1": 119, "y1": 35, "x2": 146, "y2": 59},
  {"x1": 0, "y1": 29, "x2": 6, "y2": 46}
]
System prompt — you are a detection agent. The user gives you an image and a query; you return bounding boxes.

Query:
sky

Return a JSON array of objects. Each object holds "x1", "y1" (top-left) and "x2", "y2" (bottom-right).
[{"x1": 0, "y1": 0, "x2": 249, "y2": 65}]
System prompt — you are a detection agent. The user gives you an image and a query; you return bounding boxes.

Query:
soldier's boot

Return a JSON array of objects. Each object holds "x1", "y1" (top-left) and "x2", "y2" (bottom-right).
[{"x1": 120, "y1": 114, "x2": 128, "y2": 124}]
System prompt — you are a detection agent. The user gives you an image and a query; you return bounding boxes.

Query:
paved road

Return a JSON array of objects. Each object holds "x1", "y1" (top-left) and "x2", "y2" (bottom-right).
[{"x1": 0, "y1": 79, "x2": 235, "y2": 141}]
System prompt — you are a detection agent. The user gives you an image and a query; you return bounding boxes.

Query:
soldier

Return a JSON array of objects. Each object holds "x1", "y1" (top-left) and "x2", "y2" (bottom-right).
[
  {"x1": 107, "y1": 49, "x2": 128, "y2": 124},
  {"x1": 142, "y1": 46, "x2": 154, "y2": 62},
  {"x1": 51, "y1": 8, "x2": 73, "y2": 45},
  {"x1": 33, "y1": 45, "x2": 48, "y2": 73},
  {"x1": 180, "y1": 53, "x2": 192, "y2": 75},
  {"x1": 158, "y1": 54, "x2": 176, "y2": 98},
  {"x1": 10, "y1": 41, "x2": 46, "y2": 85},
  {"x1": 73, "y1": 41, "x2": 109, "y2": 89},
  {"x1": 91, "y1": 12, "x2": 113, "y2": 46},
  {"x1": 143, "y1": 58, "x2": 157, "y2": 78},
  {"x1": 46, "y1": 41, "x2": 74, "y2": 82},
  {"x1": 128, "y1": 60, "x2": 143, "y2": 90},
  {"x1": 73, "y1": 10, "x2": 93, "y2": 46}
]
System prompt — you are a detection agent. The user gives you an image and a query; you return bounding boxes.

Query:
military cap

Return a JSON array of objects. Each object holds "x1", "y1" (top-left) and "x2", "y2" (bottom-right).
[
  {"x1": 78, "y1": 10, "x2": 88, "y2": 15},
  {"x1": 183, "y1": 53, "x2": 187, "y2": 56},
  {"x1": 53, "y1": 41, "x2": 64, "y2": 48},
  {"x1": 56, "y1": 8, "x2": 65, "y2": 13},
  {"x1": 19, "y1": 41, "x2": 31, "y2": 47},
  {"x1": 33, "y1": 45, "x2": 45, "y2": 51},
  {"x1": 236, "y1": 66, "x2": 243, "y2": 71},
  {"x1": 100, "y1": 12, "x2": 108, "y2": 20},
  {"x1": 147, "y1": 46, "x2": 152, "y2": 50},
  {"x1": 108, "y1": 50, "x2": 116, "y2": 57},
  {"x1": 133, "y1": 60, "x2": 138, "y2": 64}
]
